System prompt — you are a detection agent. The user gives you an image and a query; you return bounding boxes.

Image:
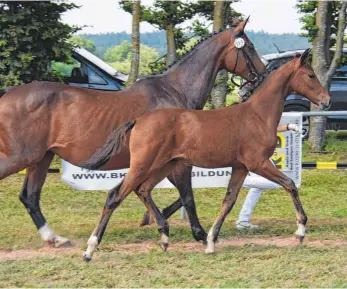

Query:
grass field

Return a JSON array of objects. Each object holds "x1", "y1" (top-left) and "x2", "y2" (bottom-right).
[{"x1": 0, "y1": 133, "x2": 347, "y2": 287}]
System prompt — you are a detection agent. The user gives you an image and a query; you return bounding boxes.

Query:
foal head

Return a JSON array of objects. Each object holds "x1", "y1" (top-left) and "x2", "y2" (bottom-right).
[
  {"x1": 289, "y1": 49, "x2": 331, "y2": 109},
  {"x1": 222, "y1": 17, "x2": 266, "y2": 83}
]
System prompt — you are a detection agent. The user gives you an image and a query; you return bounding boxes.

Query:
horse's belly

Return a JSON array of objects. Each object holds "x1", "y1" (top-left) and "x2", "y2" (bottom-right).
[{"x1": 184, "y1": 151, "x2": 235, "y2": 169}]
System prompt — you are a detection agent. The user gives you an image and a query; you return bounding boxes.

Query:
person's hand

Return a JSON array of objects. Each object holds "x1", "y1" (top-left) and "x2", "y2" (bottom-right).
[{"x1": 287, "y1": 123, "x2": 300, "y2": 136}]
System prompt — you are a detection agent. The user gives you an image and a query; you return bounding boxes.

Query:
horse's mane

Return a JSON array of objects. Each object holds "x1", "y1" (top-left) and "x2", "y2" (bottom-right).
[{"x1": 141, "y1": 28, "x2": 227, "y2": 80}]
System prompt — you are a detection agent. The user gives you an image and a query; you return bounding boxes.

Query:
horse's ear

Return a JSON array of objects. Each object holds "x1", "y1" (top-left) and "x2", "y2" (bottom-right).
[
  {"x1": 231, "y1": 18, "x2": 241, "y2": 27},
  {"x1": 299, "y1": 48, "x2": 311, "y2": 66},
  {"x1": 233, "y1": 16, "x2": 250, "y2": 36}
]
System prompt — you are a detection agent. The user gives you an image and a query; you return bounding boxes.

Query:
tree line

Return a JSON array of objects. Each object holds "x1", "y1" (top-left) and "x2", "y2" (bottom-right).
[{"x1": 82, "y1": 30, "x2": 310, "y2": 59}]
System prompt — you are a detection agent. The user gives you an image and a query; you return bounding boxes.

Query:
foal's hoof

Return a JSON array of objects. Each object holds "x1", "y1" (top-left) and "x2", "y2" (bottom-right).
[
  {"x1": 295, "y1": 234, "x2": 305, "y2": 244},
  {"x1": 140, "y1": 211, "x2": 155, "y2": 227},
  {"x1": 158, "y1": 242, "x2": 169, "y2": 252},
  {"x1": 82, "y1": 253, "x2": 92, "y2": 263}
]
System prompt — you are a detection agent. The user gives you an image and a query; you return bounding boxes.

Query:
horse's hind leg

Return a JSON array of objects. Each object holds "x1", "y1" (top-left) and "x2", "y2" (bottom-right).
[
  {"x1": 19, "y1": 152, "x2": 70, "y2": 247},
  {"x1": 168, "y1": 164, "x2": 207, "y2": 243},
  {"x1": 205, "y1": 166, "x2": 248, "y2": 254},
  {"x1": 140, "y1": 164, "x2": 207, "y2": 244},
  {"x1": 253, "y1": 159, "x2": 307, "y2": 243}
]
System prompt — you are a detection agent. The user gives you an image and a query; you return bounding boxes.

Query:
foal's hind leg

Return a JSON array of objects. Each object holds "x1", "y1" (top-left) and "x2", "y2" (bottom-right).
[
  {"x1": 253, "y1": 159, "x2": 307, "y2": 243},
  {"x1": 135, "y1": 161, "x2": 178, "y2": 251},
  {"x1": 140, "y1": 164, "x2": 207, "y2": 243},
  {"x1": 83, "y1": 169, "x2": 147, "y2": 262},
  {"x1": 206, "y1": 166, "x2": 248, "y2": 253},
  {"x1": 19, "y1": 152, "x2": 70, "y2": 247}
]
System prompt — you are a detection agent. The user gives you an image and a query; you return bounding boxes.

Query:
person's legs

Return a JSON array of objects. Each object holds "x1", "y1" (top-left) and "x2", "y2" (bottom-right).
[{"x1": 236, "y1": 188, "x2": 264, "y2": 229}]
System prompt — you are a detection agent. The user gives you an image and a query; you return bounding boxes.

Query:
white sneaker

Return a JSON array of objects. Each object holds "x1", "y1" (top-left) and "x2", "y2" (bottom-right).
[{"x1": 236, "y1": 221, "x2": 259, "y2": 230}]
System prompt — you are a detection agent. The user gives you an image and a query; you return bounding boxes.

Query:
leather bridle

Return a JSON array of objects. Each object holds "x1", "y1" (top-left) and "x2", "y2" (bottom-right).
[{"x1": 229, "y1": 24, "x2": 268, "y2": 89}]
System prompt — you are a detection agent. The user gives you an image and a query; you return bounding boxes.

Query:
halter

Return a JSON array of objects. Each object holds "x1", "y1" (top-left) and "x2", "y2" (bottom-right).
[{"x1": 229, "y1": 24, "x2": 267, "y2": 89}]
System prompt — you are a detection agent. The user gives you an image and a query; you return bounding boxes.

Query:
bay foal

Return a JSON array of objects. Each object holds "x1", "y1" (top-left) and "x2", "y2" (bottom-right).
[{"x1": 82, "y1": 49, "x2": 330, "y2": 261}]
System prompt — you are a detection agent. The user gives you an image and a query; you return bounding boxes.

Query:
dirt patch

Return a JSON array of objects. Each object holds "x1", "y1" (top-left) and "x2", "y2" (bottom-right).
[{"x1": 1, "y1": 236, "x2": 347, "y2": 261}]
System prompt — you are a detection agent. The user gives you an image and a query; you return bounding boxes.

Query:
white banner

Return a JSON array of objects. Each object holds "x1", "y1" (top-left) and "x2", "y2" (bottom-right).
[{"x1": 61, "y1": 113, "x2": 302, "y2": 191}]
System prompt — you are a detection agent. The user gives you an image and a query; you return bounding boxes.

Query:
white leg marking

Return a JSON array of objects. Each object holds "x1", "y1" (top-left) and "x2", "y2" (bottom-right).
[
  {"x1": 295, "y1": 223, "x2": 306, "y2": 237},
  {"x1": 205, "y1": 225, "x2": 216, "y2": 254},
  {"x1": 160, "y1": 233, "x2": 169, "y2": 244},
  {"x1": 84, "y1": 236, "x2": 98, "y2": 260},
  {"x1": 38, "y1": 223, "x2": 56, "y2": 241}
]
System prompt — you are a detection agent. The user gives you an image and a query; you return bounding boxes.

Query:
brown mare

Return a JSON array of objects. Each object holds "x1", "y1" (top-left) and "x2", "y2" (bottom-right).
[
  {"x1": 81, "y1": 49, "x2": 330, "y2": 261},
  {"x1": 0, "y1": 19, "x2": 266, "y2": 247}
]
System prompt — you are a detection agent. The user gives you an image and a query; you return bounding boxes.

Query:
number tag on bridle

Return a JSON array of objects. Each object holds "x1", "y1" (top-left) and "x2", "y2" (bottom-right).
[{"x1": 234, "y1": 38, "x2": 245, "y2": 49}]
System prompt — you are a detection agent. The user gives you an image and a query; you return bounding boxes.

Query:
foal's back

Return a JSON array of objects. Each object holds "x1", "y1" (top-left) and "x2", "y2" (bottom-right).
[{"x1": 131, "y1": 104, "x2": 250, "y2": 169}]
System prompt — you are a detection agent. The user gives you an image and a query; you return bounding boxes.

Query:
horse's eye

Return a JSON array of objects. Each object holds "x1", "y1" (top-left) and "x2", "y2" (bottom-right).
[{"x1": 308, "y1": 74, "x2": 315, "y2": 79}]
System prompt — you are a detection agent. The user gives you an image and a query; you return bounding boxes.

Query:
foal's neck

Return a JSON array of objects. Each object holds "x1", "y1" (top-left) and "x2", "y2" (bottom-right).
[
  {"x1": 249, "y1": 61, "x2": 295, "y2": 130},
  {"x1": 163, "y1": 31, "x2": 231, "y2": 110}
]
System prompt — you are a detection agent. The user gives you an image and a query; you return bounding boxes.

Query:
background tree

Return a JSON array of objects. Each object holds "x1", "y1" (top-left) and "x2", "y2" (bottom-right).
[
  {"x1": 209, "y1": 1, "x2": 229, "y2": 109},
  {"x1": 69, "y1": 35, "x2": 96, "y2": 53},
  {"x1": 120, "y1": 0, "x2": 197, "y2": 67},
  {"x1": 0, "y1": 1, "x2": 80, "y2": 88},
  {"x1": 104, "y1": 40, "x2": 158, "y2": 76},
  {"x1": 297, "y1": 0, "x2": 347, "y2": 151},
  {"x1": 209, "y1": 1, "x2": 242, "y2": 109},
  {"x1": 127, "y1": 0, "x2": 141, "y2": 86}
]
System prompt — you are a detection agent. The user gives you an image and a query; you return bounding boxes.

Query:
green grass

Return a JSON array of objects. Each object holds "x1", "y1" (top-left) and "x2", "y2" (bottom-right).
[
  {"x1": 0, "y1": 131, "x2": 347, "y2": 287},
  {"x1": 2, "y1": 246, "x2": 347, "y2": 287},
  {"x1": 1, "y1": 169, "x2": 347, "y2": 287},
  {"x1": 303, "y1": 131, "x2": 347, "y2": 162}
]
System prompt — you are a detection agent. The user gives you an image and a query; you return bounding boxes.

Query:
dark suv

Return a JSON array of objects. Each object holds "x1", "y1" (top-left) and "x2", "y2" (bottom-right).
[{"x1": 261, "y1": 48, "x2": 347, "y2": 138}]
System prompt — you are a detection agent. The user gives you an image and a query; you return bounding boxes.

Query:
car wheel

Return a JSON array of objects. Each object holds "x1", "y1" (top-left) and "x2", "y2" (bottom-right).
[{"x1": 283, "y1": 105, "x2": 310, "y2": 140}]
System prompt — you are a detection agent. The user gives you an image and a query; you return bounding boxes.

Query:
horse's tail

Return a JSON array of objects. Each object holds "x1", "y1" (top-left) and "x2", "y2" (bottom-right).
[{"x1": 81, "y1": 120, "x2": 136, "y2": 170}]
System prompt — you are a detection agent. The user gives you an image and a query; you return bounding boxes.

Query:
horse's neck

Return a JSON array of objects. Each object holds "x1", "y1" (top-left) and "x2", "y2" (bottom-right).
[
  {"x1": 163, "y1": 33, "x2": 230, "y2": 110},
  {"x1": 249, "y1": 62, "x2": 295, "y2": 130}
]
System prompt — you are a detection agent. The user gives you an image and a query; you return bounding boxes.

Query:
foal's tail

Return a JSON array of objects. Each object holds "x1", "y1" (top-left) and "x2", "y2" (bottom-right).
[{"x1": 81, "y1": 120, "x2": 136, "y2": 170}]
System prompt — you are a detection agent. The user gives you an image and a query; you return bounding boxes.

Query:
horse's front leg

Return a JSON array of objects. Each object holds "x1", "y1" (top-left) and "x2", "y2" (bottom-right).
[{"x1": 253, "y1": 159, "x2": 307, "y2": 242}]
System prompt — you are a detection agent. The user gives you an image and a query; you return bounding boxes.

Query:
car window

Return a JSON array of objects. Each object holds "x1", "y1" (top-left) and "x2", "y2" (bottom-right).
[
  {"x1": 88, "y1": 67, "x2": 107, "y2": 85},
  {"x1": 333, "y1": 64, "x2": 347, "y2": 79},
  {"x1": 52, "y1": 58, "x2": 89, "y2": 83}
]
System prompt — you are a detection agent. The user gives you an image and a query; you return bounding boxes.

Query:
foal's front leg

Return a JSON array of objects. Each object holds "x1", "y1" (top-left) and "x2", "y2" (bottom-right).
[
  {"x1": 253, "y1": 159, "x2": 307, "y2": 242},
  {"x1": 206, "y1": 166, "x2": 248, "y2": 253}
]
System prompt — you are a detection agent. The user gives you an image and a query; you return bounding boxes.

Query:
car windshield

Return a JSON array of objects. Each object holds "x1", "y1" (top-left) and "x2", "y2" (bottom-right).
[{"x1": 334, "y1": 65, "x2": 347, "y2": 78}]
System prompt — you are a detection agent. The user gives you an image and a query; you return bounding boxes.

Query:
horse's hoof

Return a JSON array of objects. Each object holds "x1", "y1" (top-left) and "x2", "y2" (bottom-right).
[
  {"x1": 54, "y1": 238, "x2": 72, "y2": 248},
  {"x1": 158, "y1": 242, "x2": 169, "y2": 252},
  {"x1": 44, "y1": 240, "x2": 55, "y2": 248},
  {"x1": 295, "y1": 234, "x2": 305, "y2": 244},
  {"x1": 204, "y1": 248, "x2": 215, "y2": 254},
  {"x1": 194, "y1": 231, "x2": 208, "y2": 245},
  {"x1": 140, "y1": 212, "x2": 154, "y2": 227},
  {"x1": 82, "y1": 253, "x2": 92, "y2": 263}
]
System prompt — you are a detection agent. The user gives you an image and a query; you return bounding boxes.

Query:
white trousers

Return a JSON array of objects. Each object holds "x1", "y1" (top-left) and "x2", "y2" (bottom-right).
[{"x1": 237, "y1": 188, "x2": 264, "y2": 223}]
